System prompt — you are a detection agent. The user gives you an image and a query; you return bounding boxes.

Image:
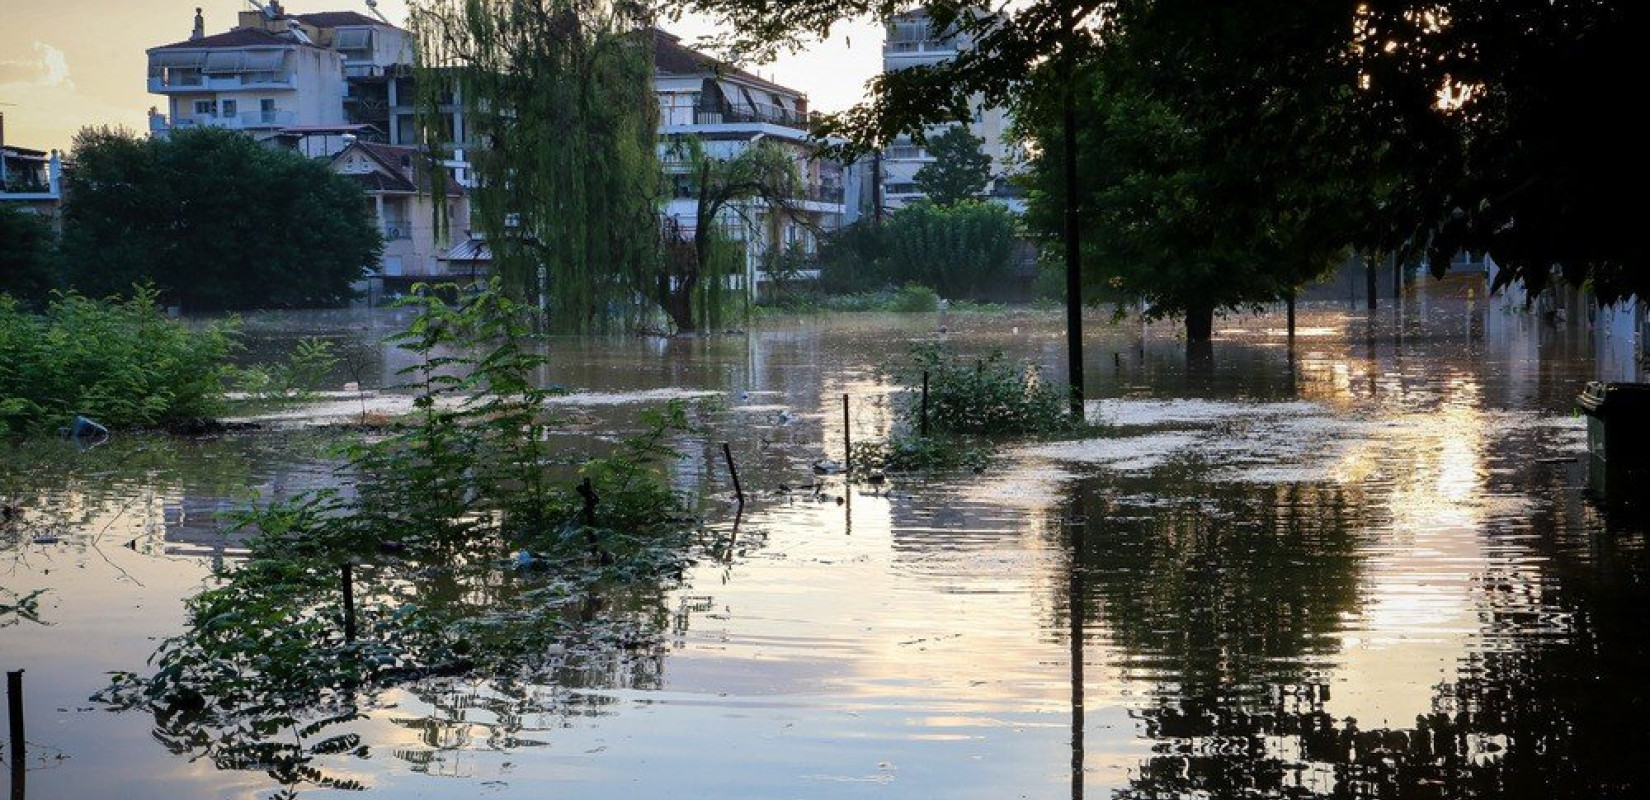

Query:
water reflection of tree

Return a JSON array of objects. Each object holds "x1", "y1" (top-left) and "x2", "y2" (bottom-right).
[
  {"x1": 1067, "y1": 478, "x2": 1367, "y2": 694},
  {"x1": 1065, "y1": 476, "x2": 1650, "y2": 798}
]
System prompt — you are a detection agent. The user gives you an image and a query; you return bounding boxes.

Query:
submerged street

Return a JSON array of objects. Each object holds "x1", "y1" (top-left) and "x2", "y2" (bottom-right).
[{"x1": 3, "y1": 296, "x2": 1647, "y2": 799}]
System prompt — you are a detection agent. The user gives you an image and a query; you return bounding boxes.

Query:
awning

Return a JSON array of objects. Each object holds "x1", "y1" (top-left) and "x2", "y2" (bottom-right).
[{"x1": 149, "y1": 51, "x2": 206, "y2": 68}]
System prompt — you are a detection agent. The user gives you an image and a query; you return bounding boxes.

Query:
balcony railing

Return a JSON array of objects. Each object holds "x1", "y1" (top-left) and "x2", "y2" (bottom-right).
[
  {"x1": 686, "y1": 105, "x2": 808, "y2": 130},
  {"x1": 172, "y1": 110, "x2": 298, "y2": 130},
  {"x1": 148, "y1": 72, "x2": 296, "y2": 92},
  {"x1": 381, "y1": 221, "x2": 413, "y2": 240}
]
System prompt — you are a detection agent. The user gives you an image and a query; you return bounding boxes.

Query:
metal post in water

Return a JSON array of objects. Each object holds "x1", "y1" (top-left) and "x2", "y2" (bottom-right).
[
  {"x1": 340, "y1": 565, "x2": 356, "y2": 644},
  {"x1": 842, "y1": 394, "x2": 852, "y2": 476},
  {"x1": 7, "y1": 669, "x2": 23, "y2": 800},
  {"x1": 920, "y1": 371, "x2": 930, "y2": 438},
  {"x1": 722, "y1": 442, "x2": 744, "y2": 505}
]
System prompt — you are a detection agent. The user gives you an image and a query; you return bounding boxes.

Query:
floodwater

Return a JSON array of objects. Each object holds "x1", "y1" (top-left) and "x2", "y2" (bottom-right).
[{"x1": 3, "y1": 293, "x2": 1649, "y2": 799}]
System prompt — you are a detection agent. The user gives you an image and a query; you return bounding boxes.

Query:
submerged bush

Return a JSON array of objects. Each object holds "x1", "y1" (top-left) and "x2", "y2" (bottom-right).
[
  {"x1": 0, "y1": 288, "x2": 235, "y2": 435},
  {"x1": 97, "y1": 281, "x2": 704, "y2": 794},
  {"x1": 904, "y1": 344, "x2": 1083, "y2": 436}
]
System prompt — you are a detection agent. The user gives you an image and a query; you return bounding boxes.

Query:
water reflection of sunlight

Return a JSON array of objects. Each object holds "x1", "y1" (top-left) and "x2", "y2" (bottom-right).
[{"x1": 1325, "y1": 374, "x2": 1502, "y2": 727}]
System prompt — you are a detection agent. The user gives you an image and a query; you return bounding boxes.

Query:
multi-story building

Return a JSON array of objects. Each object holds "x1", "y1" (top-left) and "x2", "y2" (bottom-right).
[
  {"x1": 147, "y1": 3, "x2": 430, "y2": 156},
  {"x1": 879, "y1": 9, "x2": 1020, "y2": 211},
  {"x1": 329, "y1": 141, "x2": 469, "y2": 285},
  {"x1": 1, "y1": 115, "x2": 64, "y2": 220},
  {"x1": 654, "y1": 29, "x2": 850, "y2": 299}
]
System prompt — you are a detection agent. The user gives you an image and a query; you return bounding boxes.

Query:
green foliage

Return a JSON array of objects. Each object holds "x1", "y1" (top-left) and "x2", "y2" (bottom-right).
[
  {"x1": 914, "y1": 125, "x2": 993, "y2": 206},
  {"x1": 817, "y1": 202, "x2": 1019, "y2": 301},
  {"x1": 848, "y1": 435, "x2": 990, "y2": 478},
  {"x1": 0, "y1": 288, "x2": 235, "y2": 436},
  {"x1": 58, "y1": 127, "x2": 380, "y2": 310},
  {"x1": 904, "y1": 344, "x2": 1083, "y2": 437},
  {"x1": 1017, "y1": 10, "x2": 1369, "y2": 341},
  {"x1": 97, "y1": 281, "x2": 701, "y2": 793},
  {"x1": 0, "y1": 205, "x2": 57, "y2": 305},
  {"x1": 235, "y1": 337, "x2": 340, "y2": 402},
  {"x1": 411, "y1": 0, "x2": 661, "y2": 333},
  {"x1": 769, "y1": 284, "x2": 939, "y2": 313}
]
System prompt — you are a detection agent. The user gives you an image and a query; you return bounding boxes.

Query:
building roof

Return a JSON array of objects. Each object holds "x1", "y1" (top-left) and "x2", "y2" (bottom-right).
[
  {"x1": 440, "y1": 237, "x2": 492, "y2": 263},
  {"x1": 332, "y1": 141, "x2": 464, "y2": 197},
  {"x1": 653, "y1": 29, "x2": 799, "y2": 97},
  {"x1": 295, "y1": 11, "x2": 402, "y2": 30},
  {"x1": 150, "y1": 27, "x2": 308, "y2": 52},
  {"x1": 341, "y1": 171, "x2": 416, "y2": 193}
]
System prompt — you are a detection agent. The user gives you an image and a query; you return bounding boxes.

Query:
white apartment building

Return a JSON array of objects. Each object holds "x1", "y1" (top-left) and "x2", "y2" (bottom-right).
[
  {"x1": 1, "y1": 112, "x2": 63, "y2": 220},
  {"x1": 654, "y1": 29, "x2": 850, "y2": 299},
  {"x1": 147, "y1": 4, "x2": 421, "y2": 154},
  {"x1": 880, "y1": 9, "x2": 1021, "y2": 211}
]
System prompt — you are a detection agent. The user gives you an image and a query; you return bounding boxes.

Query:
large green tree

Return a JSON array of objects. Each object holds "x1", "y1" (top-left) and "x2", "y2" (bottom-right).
[
  {"x1": 59, "y1": 127, "x2": 379, "y2": 310},
  {"x1": 0, "y1": 205, "x2": 57, "y2": 305},
  {"x1": 1017, "y1": 1, "x2": 1377, "y2": 341},
  {"x1": 682, "y1": 0, "x2": 1641, "y2": 305},
  {"x1": 914, "y1": 125, "x2": 991, "y2": 206},
  {"x1": 410, "y1": 0, "x2": 661, "y2": 333}
]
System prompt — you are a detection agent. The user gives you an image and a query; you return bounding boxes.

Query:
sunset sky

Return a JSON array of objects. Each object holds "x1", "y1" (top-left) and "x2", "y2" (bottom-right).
[{"x1": 0, "y1": 0, "x2": 883, "y2": 152}]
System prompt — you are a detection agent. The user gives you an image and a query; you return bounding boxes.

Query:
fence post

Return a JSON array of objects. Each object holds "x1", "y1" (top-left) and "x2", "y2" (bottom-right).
[
  {"x1": 842, "y1": 394, "x2": 852, "y2": 475},
  {"x1": 722, "y1": 442, "x2": 744, "y2": 505},
  {"x1": 7, "y1": 669, "x2": 23, "y2": 800}
]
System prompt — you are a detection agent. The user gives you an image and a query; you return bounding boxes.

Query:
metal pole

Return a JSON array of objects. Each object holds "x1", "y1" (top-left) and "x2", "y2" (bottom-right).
[
  {"x1": 1062, "y1": 10, "x2": 1085, "y2": 420},
  {"x1": 721, "y1": 442, "x2": 744, "y2": 505}
]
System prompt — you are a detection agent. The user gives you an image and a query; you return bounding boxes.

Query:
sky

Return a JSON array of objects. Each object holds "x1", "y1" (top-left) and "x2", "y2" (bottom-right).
[{"x1": 0, "y1": 0, "x2": 886, "y2": 152}]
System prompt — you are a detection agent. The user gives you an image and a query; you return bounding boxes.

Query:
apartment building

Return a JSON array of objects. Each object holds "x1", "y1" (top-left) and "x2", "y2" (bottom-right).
[
  {"x1": 879, "y1": 9, "x2": 1020, "y2": 211},
  {"x1": 147, "y1": 3, "x2": 424, "y2": 154},
  {"x1": 655, "y1": 29, "x2": 851, "y2": 299},
  {"x1": 0, "y1": 114, "x2": 63, "y2": 220},
  {"x1": 329, "y1": 141, "x2": 469, "y2": 284}
]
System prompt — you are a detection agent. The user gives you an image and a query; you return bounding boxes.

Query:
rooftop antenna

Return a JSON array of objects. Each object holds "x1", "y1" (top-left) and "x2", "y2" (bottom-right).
[{"x1": 364, "y1": 0, "x2": 394, "y2": 26}]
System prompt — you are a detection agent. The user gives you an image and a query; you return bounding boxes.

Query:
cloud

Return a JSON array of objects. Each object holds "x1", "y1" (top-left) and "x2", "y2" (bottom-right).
[{"x1": 0, "y1": 43, "x2": 74, "y2": 89}]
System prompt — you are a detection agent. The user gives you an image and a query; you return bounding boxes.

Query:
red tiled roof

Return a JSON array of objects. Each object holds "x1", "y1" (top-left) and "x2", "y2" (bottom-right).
[
  {"x1": 653, "y1": 29, "x2": 799, "y2": 97},
  {"x1": 295, "y1": 12, "x2": 402, "y2": 30},
  {"x1": 150, "y1": 27, "x2": 305, "y2": 51}
]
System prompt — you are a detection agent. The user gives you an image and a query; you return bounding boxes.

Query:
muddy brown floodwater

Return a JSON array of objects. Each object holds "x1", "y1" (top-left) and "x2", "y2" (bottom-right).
[{"x1": 3, "y1": 295, "x2": 1648, "y2": 799}]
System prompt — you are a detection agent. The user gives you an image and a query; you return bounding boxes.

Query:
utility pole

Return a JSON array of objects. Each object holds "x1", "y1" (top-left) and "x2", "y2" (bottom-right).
[{"x1": 1062, "y1": 10, "x2": 1084, "y2": 420}]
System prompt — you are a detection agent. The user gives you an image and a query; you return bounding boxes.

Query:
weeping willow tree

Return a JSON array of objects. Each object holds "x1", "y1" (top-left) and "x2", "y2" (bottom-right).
[
  {"x1": 661, "y1": 136, "x2": 811, "y2": 332},
  {"x1": 410, "y1": 0, "x2": 661, "y2": 332}
]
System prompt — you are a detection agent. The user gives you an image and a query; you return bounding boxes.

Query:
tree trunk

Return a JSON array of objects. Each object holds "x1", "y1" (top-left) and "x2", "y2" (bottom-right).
[
  {"x1": 1185, "y1": 301, "x2": 1215, "y2": 343},
  {"x1": 661, "y1": 272, "x2": 697, "y2": 333}
]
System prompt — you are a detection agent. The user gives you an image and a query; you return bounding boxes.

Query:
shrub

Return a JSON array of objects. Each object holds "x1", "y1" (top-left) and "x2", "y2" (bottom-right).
[
  {"x1": 0, "y1": 288, "x2": 235, "y2": 435},
  {"x1": 903, "y1": 344, "x2": 1082, "y2": 436}
]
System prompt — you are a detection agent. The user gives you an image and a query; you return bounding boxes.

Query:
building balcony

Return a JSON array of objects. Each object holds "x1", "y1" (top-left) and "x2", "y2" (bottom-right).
[
  {"x1": 381, "y1": 220, "x2": 413, "y2": 240},
  {"x1": 170, "y1": 110, "x2": 299, "y2": 131},
  {"x1": 148, "y1": 72, "x2": 297, "y2": 93}
]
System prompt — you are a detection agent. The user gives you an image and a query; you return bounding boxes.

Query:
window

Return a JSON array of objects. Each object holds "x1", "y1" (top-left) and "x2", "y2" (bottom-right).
[
  {"x1": 220, "y1": 99, "x2": 237, "y2": 118},
  {"x1": 192, "y1": 99, "x2": 217, "y2": 116},
  {"x1": 260, "y1": 98, "x2": 277, "y2": 123}
]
